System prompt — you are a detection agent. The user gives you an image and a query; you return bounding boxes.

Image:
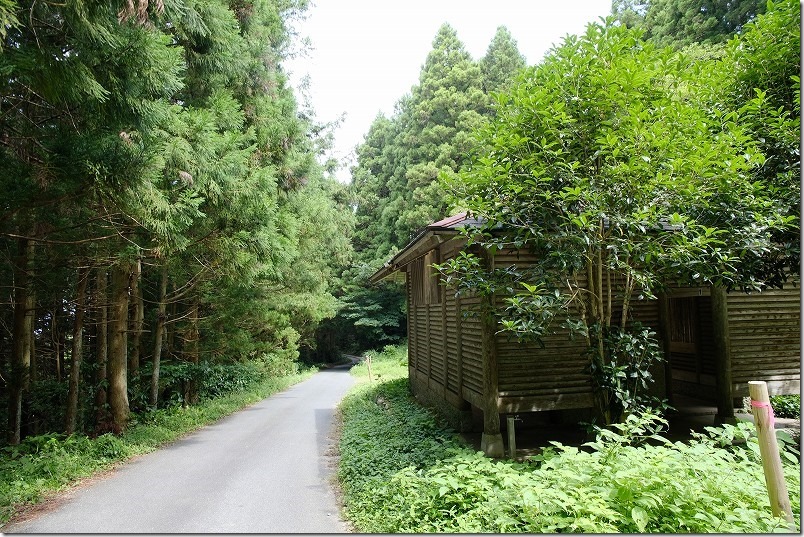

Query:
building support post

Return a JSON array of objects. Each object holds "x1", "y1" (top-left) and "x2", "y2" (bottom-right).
[
  {"x1": 656, "y1": 292, "x2": 672, "y2": 403},
  {"x1": 711, "y1": 284, "x2": 735, "y2": 424}
]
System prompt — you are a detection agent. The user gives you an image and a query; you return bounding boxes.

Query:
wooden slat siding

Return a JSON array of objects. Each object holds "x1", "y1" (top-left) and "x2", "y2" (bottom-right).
[
  {"x1": 671, "y1": 352, "x2": 698, "y2": 374},
  {"x1": 414, "y1": 305, "x2": 429, "y2": 376},
  {"x1": 499, "y1": 392, "x2": 594, "y2": 413},
  {"x1": 407, "y1": 271, "x2": 416, "y2": 371},
  {"x1": 455, "y1": 292, "x2": 465, "y2": 398},
  {"x1": 437, "y1": 240, "x2": 463, "y2": 398},
  {"x1": 441, "y1": 275, "x2": 448, "y2": 397},
  {"x1": 461, "y1": 347, "x2": 483, "y2": 392},
  {"x1": 425, "y1": 298, "x2": 432, "y2": 381},
  {"x1": 727, "y1": 283, "x2": 801, "y2": 395},
  {"x1": 490, "y1": 253, "x2": 593, "y2": 411},
  {"x1": 459, "y1": 305, "x2": 483, "y2": 396},
  {"x1": 629, "y1": 298, "x2": 660, "y2": 329},
  {"x1": 445, "y1": 290, "x2": 459, "y2": 393},
  {"x1": 429, "y1": 304, "x2": 445, "y2": 386},
  {"x1": 496, "y1": 332, "x2": 592, "y2": 407}
]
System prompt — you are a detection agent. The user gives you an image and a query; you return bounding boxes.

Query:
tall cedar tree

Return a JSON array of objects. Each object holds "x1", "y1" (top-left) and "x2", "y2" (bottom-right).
[
  {"x1": 341, "y1": 24, "x2": 525, "y2": 353},
  {"x1": 611, "y1": 0, "x2": 768, "y2": 47}
]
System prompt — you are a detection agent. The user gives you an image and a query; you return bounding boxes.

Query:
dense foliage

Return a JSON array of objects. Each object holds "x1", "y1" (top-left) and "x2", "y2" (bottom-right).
[
  {"x1": 611, "y1": 0, "x2": 768, "y2": 47},
  {"x1": 770, "y1": 395, "x2": 801, "y2": 419},
  {"x1": 323, "y1": 24, "x2": 527, "y2": 354},
  {"x1": 438, "y1": 1, "x2": 799, "y2": 422},
  {"x1": 0, "y1": 0, "x2": 354, "y2": 444},
  {"x1": 338, "y1": 353, "x2": 800, "y2": 533}
]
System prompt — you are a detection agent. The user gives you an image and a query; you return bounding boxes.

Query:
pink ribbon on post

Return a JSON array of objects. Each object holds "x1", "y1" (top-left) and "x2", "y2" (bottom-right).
[{"x1": 751, "y1": 400, "x2": 776, "y2": 429}]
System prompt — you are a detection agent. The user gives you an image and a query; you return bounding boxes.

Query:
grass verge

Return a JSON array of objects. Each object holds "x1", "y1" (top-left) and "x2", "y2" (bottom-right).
[
  {"x1": 338, "y1": 344, "x2": 801, "y2": 533},
  {"x1": 0, "y1": 369, "x2": 315, "y2": 527}
]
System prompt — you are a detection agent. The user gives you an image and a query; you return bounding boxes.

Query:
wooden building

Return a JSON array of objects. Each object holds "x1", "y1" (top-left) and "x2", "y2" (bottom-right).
[{"x1": 370, "y1": 213, "x2": 801, "y2": 456}]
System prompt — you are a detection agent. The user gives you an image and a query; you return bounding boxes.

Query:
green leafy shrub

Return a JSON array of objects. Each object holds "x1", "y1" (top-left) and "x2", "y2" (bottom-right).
[
  {"x1": 0, "y1": 433, "x2": 129, "y2": 524},
  {"x1": 587, "y1": 323, "x2": 667, "y2": 424},
  {"x1": 132, "y1": 358, "x2": 298, "y2": 413},
  {"x1": 339, "y1": 376, "x2": 801, "y2": 533},
  {"x1": 770, "y1": 395, "x2": 801, "y2": 419},
  {"x1": 26, "y1": 380, "x2": 70, "y2": 433},
  {"x1": 741, "y1": 394, "x2": 801, "y2": 420}
]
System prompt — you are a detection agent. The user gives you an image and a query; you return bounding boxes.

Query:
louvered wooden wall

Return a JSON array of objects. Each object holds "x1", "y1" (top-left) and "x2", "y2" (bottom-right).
[
  {"x1": 728, "y1": 282, "x2": 800, "y2": 396},
  {"x1": 405, "y1": 240, "x2": 800, "y2": 415},
  {"x1": 492, "y1": 250, "x2": 595, "y2": 412}
]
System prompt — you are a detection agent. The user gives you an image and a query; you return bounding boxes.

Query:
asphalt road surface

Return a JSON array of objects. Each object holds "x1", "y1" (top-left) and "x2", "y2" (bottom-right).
[{"x1": 4, "y1": 368, "x2": 356, "y2": 533}]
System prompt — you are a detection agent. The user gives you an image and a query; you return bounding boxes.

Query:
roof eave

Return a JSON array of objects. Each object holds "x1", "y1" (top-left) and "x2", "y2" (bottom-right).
[{"x1": 368, "y1": 229, "x2": 459, "y2": 284}]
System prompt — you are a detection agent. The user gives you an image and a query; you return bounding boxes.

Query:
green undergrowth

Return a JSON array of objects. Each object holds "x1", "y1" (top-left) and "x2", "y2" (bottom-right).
[
  {"x1": 338, "y1": 346, "x2": 801, "y2": 533},
  {"x1": 349, "y1": 343, "x2": 410, "y2": 383},
  {"x1": 751, "y1": 395, "x2": 800, "y2": 420},
  {"x1": 0, "y1": 369, "x2": 315, "y2": 526}
]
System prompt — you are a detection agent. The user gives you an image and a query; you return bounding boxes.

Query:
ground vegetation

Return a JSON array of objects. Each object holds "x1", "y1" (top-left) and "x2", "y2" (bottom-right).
[{"x1": 338, "y1": 346, "x2": 800, "y2": 533}]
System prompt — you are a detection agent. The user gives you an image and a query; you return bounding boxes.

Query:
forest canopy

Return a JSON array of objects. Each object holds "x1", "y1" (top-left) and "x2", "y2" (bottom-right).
[
  {"x1": 441, "y1": 0, "x2": 799, "y2": 421},
  {"x1": 0, "y1": 0, "x2": 799, "y2": 444},
  {"x1": 0, "y1": 0, "x2": 354, "y2": 443}
]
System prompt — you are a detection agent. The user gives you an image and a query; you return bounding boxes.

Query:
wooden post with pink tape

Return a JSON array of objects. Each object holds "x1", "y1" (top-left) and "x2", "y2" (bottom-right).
[{"x1": 748, "y1": 380, "x2": 795, "y2": 529}]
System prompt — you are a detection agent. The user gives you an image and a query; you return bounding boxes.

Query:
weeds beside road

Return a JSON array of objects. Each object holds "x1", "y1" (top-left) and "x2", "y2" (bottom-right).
[
  {"x1": 338, "y1": 344, "x2": 800, "y2": 533},
  {"x1": 0, "y1": 370, "x2": 315, "y2": 526}
]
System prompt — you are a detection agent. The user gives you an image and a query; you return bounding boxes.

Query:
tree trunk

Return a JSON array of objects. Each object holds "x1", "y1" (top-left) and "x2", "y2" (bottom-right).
[
  {"x1": 29, "y1": 313, "x2": 37, "y2": 384},
  {"x1": 620, "y1": 271, "x2": 633, "y2": 330},
  {"x1": 108, "y1": 262, "x2": 131, "y2": 433},
  {"x1": 185, "y1": 300, "x2": 200, "y2": 405},
  {"x1": 129, "y1": 258, "x2": 143, "y2": 379},
  {"x1": 7, "y1": 238, "x2": 35, "y2": 445},
  {"x1": 480, "y1": 293, "x2": 503, "y2": 457},
  {"x1": 150, "y1": 265, "x2": 168, "y2": 409},
  {"x1": 94, "y1": 269, "x2": 109, "y2": 430},
  {"x1": 166, "y1": 284, "x2": 176, "y2": 359},
  {"x1": 27, "y1": 290, "x2": 38, "y2": 437},
  {"x1": 52, "y1": 307, "x2": 62, "y2": 382},
  {"x1": 65, "y1": 267, "x2": 89, "y2": 435}
]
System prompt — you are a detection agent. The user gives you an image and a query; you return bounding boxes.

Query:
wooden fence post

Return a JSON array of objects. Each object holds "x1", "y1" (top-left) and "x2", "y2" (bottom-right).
[
  {"x1": 366, "y1": 355, "x2": 373, "y2": 383},
  {"x1": 747, "y1": 381, "x2": 795, "y2": 529}
]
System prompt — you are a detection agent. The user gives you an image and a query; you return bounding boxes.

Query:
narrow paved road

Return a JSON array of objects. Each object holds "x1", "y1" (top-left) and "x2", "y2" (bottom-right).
[{"x1": 5, "y1": 368, "x2": 355, "y2": 533}]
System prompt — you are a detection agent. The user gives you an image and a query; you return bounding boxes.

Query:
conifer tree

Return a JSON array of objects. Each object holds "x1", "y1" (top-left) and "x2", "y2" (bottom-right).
[
  {"x1": 611, "y1": 0, "x2": 767, "y2": 47},
  {"x1": 342, "y1": 23, "x2": 527, "y2": 352},
  {"x1": 480, "y1": 26, "x2": 527, "y2": 94}
]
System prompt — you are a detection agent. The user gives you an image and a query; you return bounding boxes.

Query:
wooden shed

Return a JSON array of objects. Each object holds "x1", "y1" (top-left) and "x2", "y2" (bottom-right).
[{"x1": 370, "y1": 213, "x2": 801, "y2": 457}]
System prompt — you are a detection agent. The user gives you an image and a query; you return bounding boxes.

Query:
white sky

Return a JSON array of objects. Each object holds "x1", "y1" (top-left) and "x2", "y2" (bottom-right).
[{"x1": 285, "y1": 1, "x2": 613, "y2": 182}]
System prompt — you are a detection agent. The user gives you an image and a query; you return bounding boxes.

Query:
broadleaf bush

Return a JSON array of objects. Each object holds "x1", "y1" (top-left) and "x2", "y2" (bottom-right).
[{"x1": 338, "y1": 353, "x2": 801, "y2": 533}]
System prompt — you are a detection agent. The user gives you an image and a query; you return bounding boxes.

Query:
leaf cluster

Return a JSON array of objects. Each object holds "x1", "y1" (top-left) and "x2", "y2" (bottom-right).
[{"x1": 338, "y1": 371, "x2": 801, "y2": 533}]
